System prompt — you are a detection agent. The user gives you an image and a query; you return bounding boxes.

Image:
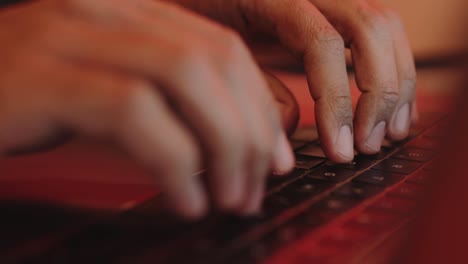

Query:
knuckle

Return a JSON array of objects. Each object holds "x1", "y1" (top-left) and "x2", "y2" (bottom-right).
[
  {"x1": 172, "y1": 43, "x2": 208, "y2": 73},
  {"x1": 211, "y1": 127, "x2": 245, "y2": 157},
  {"x1": 164, "y1": 145, "x2": 199, "y2": 173},
  {"x1": 356, "y1": 7, "x2": 392, "y2": 40},
  {"x1": 250, "y1": 135, "x2": 273, "y2": 162},
  {"x1": 326, "y1": 92, "x2": 353, "y2": 123},
  {"x1": 382, "y1": 8, "x2": 405, "y2": 30},
  {"x1": 104, "y1": 78, "x2": 153, "y2": 122},
  {"x1": 220, "y1": 29, "x2": 249, "y2": 61},
  {"x1": 380, "y1": 89, "x2": 400, "y2": 114},
  {"x1": 314, "y1": 27, "x2": 345, "y2": 53}
]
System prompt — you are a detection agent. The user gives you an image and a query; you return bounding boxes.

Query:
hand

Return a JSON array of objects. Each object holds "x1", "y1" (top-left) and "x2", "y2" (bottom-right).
[
  {"x1": 0, "y1": 0, "x2": 296, "y2": 218},
  {"x1": 172, "y1": 0, "x2": 418, "y2": 161}
]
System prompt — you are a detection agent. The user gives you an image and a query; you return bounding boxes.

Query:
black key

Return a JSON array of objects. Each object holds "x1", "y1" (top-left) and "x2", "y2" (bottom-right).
[
  {"x1": 333, "y1": 182, "x2": 384, "y2": 200},
  {"x1": 267, "y1": 168, "x2": 306, "y2": 190},
  {"x1": 262, "y1": 193, "x2": 294, "y2": 217},
  {"x1": 310, "y1": 196, "x2": 359, "y2": 217},
  {"x1": 295, "y1": 154, "x2": 325, "y2": 170},
  {"x1": 372, "y1": 159, "x2": 423, "y2": 175},
  {"x1": 305, "y1": 166, "x2": 355, "y2": 183},
  {"x1": 368, "y1": 196, "x2": 416, "y2": 215},
  {"x1": 366, "y1": 147, "x2": 395, "y2": 160},
  {"x1": 205, "y1": 215, "x2": 267, "y2": 246},
  {"x1": 325, "y1": 155, "x2": 376, "y2": 171},
  {"x1": 287, "y1": 196, "x2": 358, "y2": 235},
  {"x1": 290, "y1": 140, "x2": 308, "y2": 151},
  {"x1": 264, "y1": 179, "x2": 333, "y2": 216},
  {"x1": 392, "y1": 147, "x2": 435, "y2": 162},
  {"x1": 387, "y1": 183, "x2": 425, "y2": 200},
  {"x1": 353, "y1": 170, "x2": 404, "y2": 186},
  {"x1": 406, "y1": 170, "x2": 433, "y2": 185},
  {"x1": 296, "y1": 143, "x2": 327, "y2": 158},
  {"x1": 281, "y1": 178, "x2": 334, "y2": 204}
]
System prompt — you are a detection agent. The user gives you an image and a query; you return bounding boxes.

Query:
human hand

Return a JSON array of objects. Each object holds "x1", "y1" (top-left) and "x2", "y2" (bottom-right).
[
  {"x1": 0, "y1": 0, "x2": 296, "y2": 218},
  {"x1": 172, "y1": 0, "x2": 418, "y2": 161}
]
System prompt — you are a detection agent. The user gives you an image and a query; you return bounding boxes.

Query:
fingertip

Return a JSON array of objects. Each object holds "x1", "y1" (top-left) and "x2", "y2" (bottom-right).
[
  {"x1": 334, "y1": 125, "x2": 354, "y2": 162},
  {"x1": 239, "y1": 184, "x2": 264, "y2": 216},
  {"x1": 388, "y1": 103, "x2": 411, "y2": 140},
  {"x1": 176, "y1": 194, "x2": 208, "y2": 221},
  {"x1": 358, "y1": 121, "x2": 387, "y2": 155},
  {"x1": 213, "y1": 170, "x2": 246, "y2": 212},
  {"x1": 171, "y1": 178, "x2": 209, "y2": 220},
  {"x1": 272, "y1": 133, "x2": 295, "y2": 175}
]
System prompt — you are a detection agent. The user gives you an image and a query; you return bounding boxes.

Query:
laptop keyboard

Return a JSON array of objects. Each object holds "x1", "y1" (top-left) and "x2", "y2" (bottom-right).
[{"x1": 27, "y1": 113, "x2": 445, "y2": 264}]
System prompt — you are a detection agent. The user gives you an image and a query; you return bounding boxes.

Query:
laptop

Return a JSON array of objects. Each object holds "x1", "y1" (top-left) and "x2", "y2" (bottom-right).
[{"x1": 0, "y1": 63, "x2": 465, "y2": 264}]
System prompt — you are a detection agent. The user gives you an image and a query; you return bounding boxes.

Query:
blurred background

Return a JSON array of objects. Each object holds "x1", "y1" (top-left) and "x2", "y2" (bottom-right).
[{"x1": 382, "y1": 0, "x2": 467, "y2": 58}]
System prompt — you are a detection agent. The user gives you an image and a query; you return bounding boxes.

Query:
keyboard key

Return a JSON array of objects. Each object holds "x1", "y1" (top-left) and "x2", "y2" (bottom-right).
[
  {"x1": 295, "y1": 196, "x2": 359, "y2": 226},
  {"x1": 305, "y1": 167, "x2": 355, "y2": 183},
  {"x1": 313, "y1": 196, "x2": 359, "y2": 215},
  {"x1": 267, "y1": 168, "x2": 306, "y2": 190},
  {"x1": 297, "y1": 143, "x2": 327, "y2": 158},
  {"x1": 365, "y1": 147, "x2": 395, "y2": 160},
  {"x1": 290, "y1": 140, "x2": 308, "y2": 151},
  {"x1": 281, "y1": 178, "x2": 334, "y2": 204},
  {"x1": 295, "y1": 155, "x2": 325, "y2": 170},
  {"x1": 368, "y1": 196, "x2": 417, "y2": 215},
  {"x1": 205, "y1": 215, "x2": 267, "y2": 246},
  {"x1": 325, "y1": 155, "x2": 376, "y2": 171},
  {"x1": 387, "y1": 183, "x2": 425, "y2": 200},
  {"x1": 406, "y1": 170, "x2": 433, "y2": 185},
  {"x1": 353, "y1": 170, "x2": 404, "y2": 186},
  {"x1": 291, "y1": 126, "x2": 319, "y2": 142},
  {"x1": 263, "y1": 194, "x2": 293, "y2": 217},
  {"x1": 291, "y1": 207, "x2": 331, "y2": 231},
  {"x1": 372, "y1": 159, "x2": 423, "y2": 175},
  {"x1": 344, "y1": 209, "x2": 400, "y2": 232},
  {"x1": 333, "y1": 182, "x2": 384, "y2": 200},
  {"x1": 392, "y1": 147, "x2": 435, "y2": 162}
]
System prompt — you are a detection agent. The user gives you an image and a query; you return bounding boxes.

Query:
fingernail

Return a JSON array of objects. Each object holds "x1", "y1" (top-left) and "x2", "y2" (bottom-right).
[
  {"x1": 393, "y1": 103, "x2": 410, "y2": 136},
  {"x1": 273, "y1": 134, "x2": 295, "y2": 174},
  {"x1": 179, "y1": 179, "x2": 208, "y2": 220},
  {"x1": 241, "y1": 185, "x2": 264, "y2": 216},
  {"x1": 365, "y1": 121, "x2": 386, "y2": 152},
  {"x1": 219, "y1": 171, "x2": 244, "y2": 210},
  {"x1": 335, "y1": 125, "x2": 354, "y2": 160}
]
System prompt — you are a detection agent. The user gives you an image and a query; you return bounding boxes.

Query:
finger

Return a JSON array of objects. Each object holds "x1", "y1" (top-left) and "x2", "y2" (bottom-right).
[
  {"x1": 263, "y1": 71, "x2": 300, "y2": 136},
  {"x1": 383, "y1": 10, "x2": 417, "y2": 140},
  {"x1": 146, "y1": 2, "x2": 295, "y2": 213},
  {"x1": 310, "y1": 0, "x2": 400, "y2": 154},
  {"x1": 234, "y1": 0, "x2": 355, "y2": 162},
  {"x1": 46, "y1": 15, "x2": 251, "y2": 211},
  {"x1": 45, "y1": 63, "x2": 208, "y2": 219}
]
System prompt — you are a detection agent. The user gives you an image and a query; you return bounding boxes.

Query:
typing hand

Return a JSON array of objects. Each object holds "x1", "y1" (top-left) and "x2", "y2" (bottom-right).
[
  {"x1": 172, "y1": 0, "x2": 418, "y2": 161},
  {"x1": 0, "y1": 0, "x2": 296, "y2": 218}
]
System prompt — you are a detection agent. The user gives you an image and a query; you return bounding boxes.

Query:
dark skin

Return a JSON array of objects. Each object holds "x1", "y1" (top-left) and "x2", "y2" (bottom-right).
[{"x1": 0, "y1": 0, "x2": 415, "y2": 219}]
